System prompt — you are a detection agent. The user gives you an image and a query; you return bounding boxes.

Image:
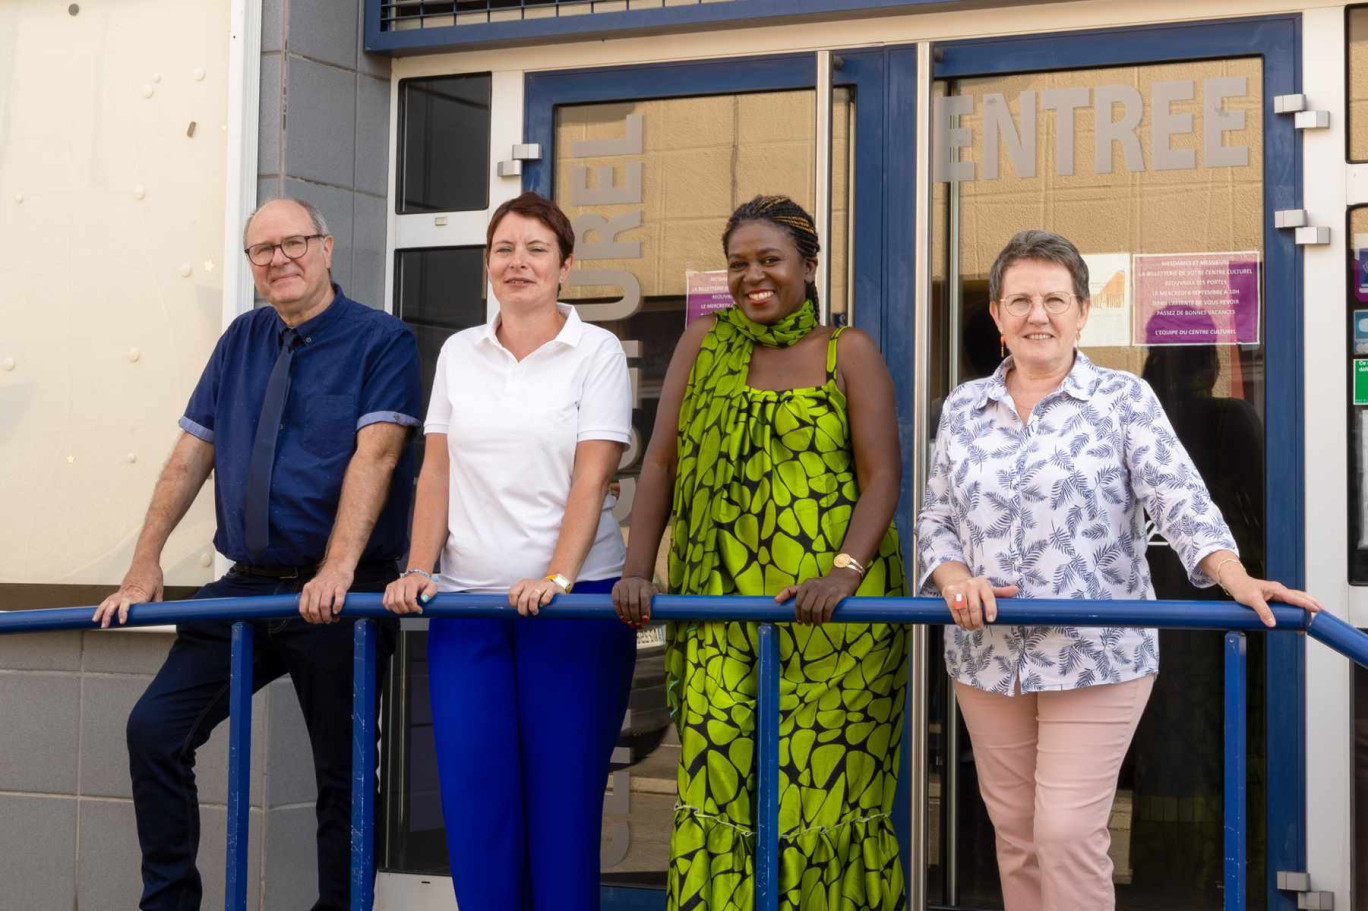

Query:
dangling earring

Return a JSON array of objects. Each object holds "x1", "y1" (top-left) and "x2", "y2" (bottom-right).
[{"x1": 1000, "y1": 335, "x2": 1006, "y2": 358}]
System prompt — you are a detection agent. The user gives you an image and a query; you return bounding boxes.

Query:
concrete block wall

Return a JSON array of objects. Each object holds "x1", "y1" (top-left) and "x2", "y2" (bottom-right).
[
  {"x1": 0, "y1": 630, "x2": 322, "y2": 910},
  {"x1": 258, "y1": 0, "x2": 393, "y2": 311}
]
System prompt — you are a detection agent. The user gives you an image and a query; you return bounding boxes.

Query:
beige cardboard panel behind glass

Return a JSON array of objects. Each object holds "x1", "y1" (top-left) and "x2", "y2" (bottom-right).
[
  {"x1": 554, "y1": 90, "x2": 850, "y2": 315},
  {"x1": 0, "y1": 0, "x2": 228, "y2": 587},
  {"x1": 950, "y1": 59, "x2": 1263, "y2": 393},
  {"x1": 1350, "y1": 7, "x2": 1368, "y2": 162}
]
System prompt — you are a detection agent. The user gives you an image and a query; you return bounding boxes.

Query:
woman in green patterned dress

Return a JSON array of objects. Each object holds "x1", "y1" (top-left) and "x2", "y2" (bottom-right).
[{"x1": 612, "y1": 196, "x2": 908, "y2": 910}]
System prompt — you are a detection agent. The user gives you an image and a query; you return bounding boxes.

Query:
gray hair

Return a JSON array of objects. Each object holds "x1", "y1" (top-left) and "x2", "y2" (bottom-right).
[
  {"x1": 987, "y1": 230, "x2": 1090, "y2": 304},
  {"x1": 242, "y1": 197, "x2": 331, "y2": 246}
]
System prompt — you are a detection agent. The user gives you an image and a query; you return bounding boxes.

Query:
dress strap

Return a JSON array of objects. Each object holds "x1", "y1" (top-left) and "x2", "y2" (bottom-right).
[{"x1": 826, "y1": 326, "x2": 846, "y2": 382}]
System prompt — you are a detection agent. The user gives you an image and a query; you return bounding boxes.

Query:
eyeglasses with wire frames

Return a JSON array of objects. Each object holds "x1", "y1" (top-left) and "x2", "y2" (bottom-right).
[
  {"x1": 244, "y1": 234, "x2": 325, "y2": 267},
  {"x1": 995, "y1": 292, "x2": 1079, "y2": 317}
]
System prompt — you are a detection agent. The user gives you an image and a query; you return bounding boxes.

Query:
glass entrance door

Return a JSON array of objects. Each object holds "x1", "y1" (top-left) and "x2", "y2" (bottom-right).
[
  {"x1": 520, "y1": 50, "x2": 908, "y2": 906},
  {"x1": 921, "y1": 18, "x2": 1304, "y2": 911}
]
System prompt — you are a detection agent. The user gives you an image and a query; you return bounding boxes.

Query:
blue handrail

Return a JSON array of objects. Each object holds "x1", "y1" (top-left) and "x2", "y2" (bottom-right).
[
  {"x1": 2, "y1": 594, "x2": 1366, "y2": 911},
  {"x1": 0, "y1": 593, "x2": 1326, "y2": 633}
]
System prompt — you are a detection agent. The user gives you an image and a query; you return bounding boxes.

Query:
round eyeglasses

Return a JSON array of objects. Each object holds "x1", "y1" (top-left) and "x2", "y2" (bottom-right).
[
  {"x1": 997, "y1": 292, "x2": 1077, "y2": 317},
  {"x1": 244, "y1": 233, "x2": 324, "y2": 267}
]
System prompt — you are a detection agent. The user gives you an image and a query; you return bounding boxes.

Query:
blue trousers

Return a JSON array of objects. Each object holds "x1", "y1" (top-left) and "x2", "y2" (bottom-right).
[
  {"x1": 126, "y1": 565, "x2": 397, "y2": 911},
  {"x1": 428, "y1": 577, "x2": 636, "y2": 911}
]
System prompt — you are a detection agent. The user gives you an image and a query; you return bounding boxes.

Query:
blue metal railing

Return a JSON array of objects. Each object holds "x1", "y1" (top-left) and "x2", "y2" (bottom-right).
[{"x1": 3, "y1": 594, "x2": 1367, "y2": 911}]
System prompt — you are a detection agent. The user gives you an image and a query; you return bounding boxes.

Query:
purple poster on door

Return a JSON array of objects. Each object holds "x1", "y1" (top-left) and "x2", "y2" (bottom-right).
[
  {"x1": 1132, "y1": 251, "x2": 1261, "y2": 346},
  {"x1": 685, "y1": 269, "x2": 734, "y2": 325}
]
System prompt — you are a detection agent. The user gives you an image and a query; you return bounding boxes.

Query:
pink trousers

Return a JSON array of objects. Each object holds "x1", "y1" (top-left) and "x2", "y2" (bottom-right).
[{"x1": 954, "y1": 674, "x2": 1155, "y2": 911}]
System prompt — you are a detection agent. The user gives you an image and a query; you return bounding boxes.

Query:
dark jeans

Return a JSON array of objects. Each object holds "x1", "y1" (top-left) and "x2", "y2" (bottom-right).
[{"x1": 126, "y1": 564, "x2": 398, "y2": 911}]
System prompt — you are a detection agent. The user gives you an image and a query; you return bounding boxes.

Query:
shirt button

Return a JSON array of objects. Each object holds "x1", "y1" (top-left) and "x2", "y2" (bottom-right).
[
  {"x1": 305, "y1": 337, "x2": 312, "y2": 343},
  {"x1": 279, "y1": 423, "x2": 285, "y2": 430}
]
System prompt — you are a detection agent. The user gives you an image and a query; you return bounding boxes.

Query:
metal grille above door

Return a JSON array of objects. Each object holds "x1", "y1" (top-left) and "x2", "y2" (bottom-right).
[{"x1": 380, "y1": 0, "x2": 733, "y2": 31}]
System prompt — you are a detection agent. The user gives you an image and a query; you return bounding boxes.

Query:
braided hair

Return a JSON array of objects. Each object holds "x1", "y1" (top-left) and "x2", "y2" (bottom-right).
[{"x1": 721, "y1": 195, "x2": 822, "y2": 307}]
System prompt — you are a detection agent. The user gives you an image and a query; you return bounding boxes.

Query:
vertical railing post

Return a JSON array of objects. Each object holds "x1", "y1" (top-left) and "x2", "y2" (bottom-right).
[
  {"x1": 225, "y1": 621, "x2": 254, "y2": 911},
  {"x1": 755, "y1": 623, "x2": 780, "y2": 910},
  {"x1": 351, "y1": 619, "x2": 377, "y2": 911},
  {"x1": 1223, "y1": 631, "x2": 1247, "y2": 911}
]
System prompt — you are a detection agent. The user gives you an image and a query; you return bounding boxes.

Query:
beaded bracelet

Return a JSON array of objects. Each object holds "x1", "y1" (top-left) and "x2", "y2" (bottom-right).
[{"x1": 401, "y1": 568, "x2": 436, "y2": 585}]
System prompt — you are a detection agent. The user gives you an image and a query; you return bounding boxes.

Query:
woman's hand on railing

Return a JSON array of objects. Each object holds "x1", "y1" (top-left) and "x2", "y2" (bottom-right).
[
  {"x1": 940, "y1": 576, "x2": 1020, "y2": 631},
  {"x1": 508, "y1": 577, "x2": 564, "y2": 617},
  {"x1": 1220, "y1": 571, "x2": 1323, "y2": 629},
  {"x1": 383, "y1": 573, "x2": 436, "y2": 616},
  {"x1": 92, "y1": 561, "x2": 164, "y2": 628},
  {"x1": 612, "y1": 576, "x2": 658, "y2": 629},
  {"x1": 775, "y1": 571, "x2": 862, "y2": 625}
]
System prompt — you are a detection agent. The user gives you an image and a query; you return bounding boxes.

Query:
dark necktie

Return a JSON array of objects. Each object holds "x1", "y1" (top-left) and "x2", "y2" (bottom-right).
[{"x1": 243, "y1": 327, "x2": 300, "y2": 560}]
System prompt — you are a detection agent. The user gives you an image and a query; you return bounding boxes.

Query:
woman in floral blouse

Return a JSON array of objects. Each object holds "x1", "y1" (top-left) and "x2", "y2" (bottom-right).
[{"x1": 915, "y1": 230, "x2": 1321, "y2": 911}]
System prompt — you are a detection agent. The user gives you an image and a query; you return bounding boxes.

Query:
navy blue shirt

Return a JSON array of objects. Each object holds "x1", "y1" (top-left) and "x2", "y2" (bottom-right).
[{"x1": 179, "y1": 286, "x2": 422, "y2": 567}]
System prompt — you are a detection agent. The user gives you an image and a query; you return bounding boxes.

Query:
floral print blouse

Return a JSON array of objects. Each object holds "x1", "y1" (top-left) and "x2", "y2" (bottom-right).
[{"x1": 916, "y1": 352, "x2": 1238, "y2": 695}]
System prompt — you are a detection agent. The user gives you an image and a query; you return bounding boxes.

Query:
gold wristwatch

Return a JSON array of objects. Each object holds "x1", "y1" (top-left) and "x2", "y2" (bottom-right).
[
  {"x1": 545, "y1": 573, "x2": 573, "y2": 593},
  {"x1": 833, "y1": 553, "x2": 866, "y2": 577}
]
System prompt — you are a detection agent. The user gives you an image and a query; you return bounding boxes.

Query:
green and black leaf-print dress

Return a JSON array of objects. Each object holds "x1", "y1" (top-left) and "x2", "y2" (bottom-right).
[{"x1": 666, "y1": 300, "x2": 908, "y2": 910}]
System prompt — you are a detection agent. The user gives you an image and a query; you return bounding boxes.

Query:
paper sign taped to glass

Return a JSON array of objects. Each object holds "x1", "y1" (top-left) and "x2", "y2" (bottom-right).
[
  {"x1": 685, "y1": 269, "x2": 733, "y2": 325},
  {"x1": 1132, "y1": 251, "x2": 1260, "y2": 346},
  {"x1": 1356, "y1": 359, "x2": 1368, "y2": 407},
  {"x1": 1078, "y1": 253, "x2": 1131, "y2": 348},
  {"x1": 1354, "y1": 310, "x2": 1368, "y2": 357},
  {"x1": 1355, "y1": 234, "x2": 1368, "y2": 303}
]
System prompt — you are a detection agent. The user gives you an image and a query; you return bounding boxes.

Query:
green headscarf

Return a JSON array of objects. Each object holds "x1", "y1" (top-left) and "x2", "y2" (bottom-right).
[{"x1": 714, "y1": 298, "x2": 818, "y2": 348}]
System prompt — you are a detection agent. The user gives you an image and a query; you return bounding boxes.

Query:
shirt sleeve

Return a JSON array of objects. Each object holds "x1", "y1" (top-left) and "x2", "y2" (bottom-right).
[
  {"x1": 915, "y1": 402, "x2": 969, "y2": 594},
  {"x1": 178, "y1": 332, "x2": 227, "y2": 443},
  {"x1": 576, "y1": 336, "x2": 633, "y2": 445},
  {"x1": 357, "y1": 324, "x2": 423, "y2": 432},
  {"x1": 424, "y1": 342, "x2": 453, "y2": 436},
  {"x1": 1122, "y1": 376, "x2": 1238, "y2": 587}
]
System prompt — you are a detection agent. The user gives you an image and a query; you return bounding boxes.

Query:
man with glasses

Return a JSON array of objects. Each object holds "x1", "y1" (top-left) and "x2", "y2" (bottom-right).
[{"x1": 94, "y1": 197, "x2": 421, "y2": 911}]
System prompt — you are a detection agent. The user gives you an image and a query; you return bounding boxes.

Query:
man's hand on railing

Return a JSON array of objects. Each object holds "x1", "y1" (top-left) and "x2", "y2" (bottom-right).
[
  {"x1": 298, "y1": 562, "x2": 353, "y2": 625},
  {"x1": 612, "y1": 576, "x2": 658, "y2": 629},
  {"x1": 383, "y1": 572, "x2": 436, "y2": 616},
  {"x1": 92, "y1": 561, "x2": 164, "y2": 628}
]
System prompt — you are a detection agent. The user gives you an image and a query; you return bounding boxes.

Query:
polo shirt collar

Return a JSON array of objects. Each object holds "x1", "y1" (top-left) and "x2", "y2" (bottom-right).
[
  {"x1": 972, "y1": 349, "x2": 1102, "y2": 411},
  {"x1": 480, "y1": 302, "x2": 586, "y2": 350},
  {"x1": 270, "y1": 283, "x2": 350, "y2": 346}
]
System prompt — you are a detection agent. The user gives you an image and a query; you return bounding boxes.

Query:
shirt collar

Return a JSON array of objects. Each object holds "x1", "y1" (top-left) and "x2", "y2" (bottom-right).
[
  {"x1": 271, "y1": 283, "x2": 350, "y2": 346},
  {"x1": 480, "y1": 302, "x2": 585, "y2": 350},
  {"x1": 973, "y1": 350, "x2": 1102, "y2": 410}
]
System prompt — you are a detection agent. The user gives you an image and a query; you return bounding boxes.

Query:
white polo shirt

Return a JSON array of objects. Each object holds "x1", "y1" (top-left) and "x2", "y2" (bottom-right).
[{"x1": 424, "y1": 304, "x2": 631, "y2": 593}]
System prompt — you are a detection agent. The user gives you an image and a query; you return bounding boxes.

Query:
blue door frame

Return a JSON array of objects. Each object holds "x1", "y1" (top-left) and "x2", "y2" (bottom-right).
[
  {"x1": 933, "y1": 15, "x2": 1305, "y2": 910},
  {"x1": 523, "y1": 47, "x2": 920, "y2": 907}
]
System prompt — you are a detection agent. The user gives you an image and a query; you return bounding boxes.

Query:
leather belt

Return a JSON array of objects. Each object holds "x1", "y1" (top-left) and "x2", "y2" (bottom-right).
[
  {"x1": 228, "y1": 559, "x2": 396, "y2": 581},
  {"x1": 230, "y1": 562, "x2": 316, "y2": 580}
]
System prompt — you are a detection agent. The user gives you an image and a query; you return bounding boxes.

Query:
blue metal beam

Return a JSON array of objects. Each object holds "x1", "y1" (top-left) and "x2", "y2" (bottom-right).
[
  {"x1": 225, "y1": 622, "x2": 254, "y2": 911},
  {"x1": 755, "y1": 623, "x2": 781, "y2": 910},
  {"x1": 1306, "y1": 609, "x2": 1368, "y2": 668},
  {"x1": 350, "y1": 620, "x2": 378, "y2": 911},
  {"x1": 1224, "y1": 632, "x2": 1247, "y2": 911}
]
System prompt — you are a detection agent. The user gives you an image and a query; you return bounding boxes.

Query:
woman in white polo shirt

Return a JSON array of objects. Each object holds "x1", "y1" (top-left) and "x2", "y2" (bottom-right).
[{"x1": 382, "y1": 191, "x2": 634, "y2": 911}]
